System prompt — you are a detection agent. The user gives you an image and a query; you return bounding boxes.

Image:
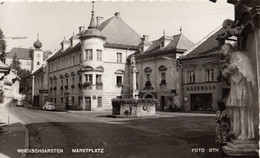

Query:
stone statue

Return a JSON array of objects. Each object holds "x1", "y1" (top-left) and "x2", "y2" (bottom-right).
[
  {"x1": 219, "y1": 19, "x2": 244, "y2": 39},
  {"x1": 221, "y1": 43, "x2": 257, "y2": 141},
  {"x1": 130, "y1": 55, "x2": 136, "y2": 68}
]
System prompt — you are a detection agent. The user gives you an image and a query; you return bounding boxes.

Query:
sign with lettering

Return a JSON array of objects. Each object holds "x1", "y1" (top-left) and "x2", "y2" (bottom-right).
[
  {"x1": 39, "y1": 90, "x2": 48, "y2": 93},
  {"x1": 186, "y1": 85, "x2": 216, "y2": 91}
]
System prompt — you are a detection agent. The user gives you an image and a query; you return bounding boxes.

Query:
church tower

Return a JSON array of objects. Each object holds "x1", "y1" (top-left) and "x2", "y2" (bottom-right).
[{"x1": 32, "y1": 33, "x2": 43, "y2": 72}]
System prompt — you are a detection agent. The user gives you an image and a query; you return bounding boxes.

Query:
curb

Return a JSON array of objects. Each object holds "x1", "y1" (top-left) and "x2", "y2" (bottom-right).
[{"x1": 20, "y1": 124, "x2": 29, "y2": 158}]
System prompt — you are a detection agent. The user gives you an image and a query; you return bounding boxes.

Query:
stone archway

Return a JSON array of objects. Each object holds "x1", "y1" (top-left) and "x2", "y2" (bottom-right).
[{"x1": 144, "y1": 93, "x2": 154, "y2": 99}]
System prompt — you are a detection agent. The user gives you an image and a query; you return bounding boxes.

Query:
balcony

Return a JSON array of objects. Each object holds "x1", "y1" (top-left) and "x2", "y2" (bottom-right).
[
  {"x1": 83, "y1": 82, "x2": 93, "y2": 90},
  {"x1": 143, "y1": 81, "x2": 154, "y2": 91},
  {"x1": 96, "y1": 82, "x2": 103, "y2": 90},
  {"x1": 160, "y1": 80, "x2": 167, "y2": 89}
]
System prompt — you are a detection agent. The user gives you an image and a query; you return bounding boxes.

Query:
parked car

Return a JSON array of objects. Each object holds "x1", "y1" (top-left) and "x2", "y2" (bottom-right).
[
  {"x1": 17, "y1": 99, "x2": 24, "y2": 107},
  {"x1": 42, "y1": 101, "x2": 55, "y2": 111}
]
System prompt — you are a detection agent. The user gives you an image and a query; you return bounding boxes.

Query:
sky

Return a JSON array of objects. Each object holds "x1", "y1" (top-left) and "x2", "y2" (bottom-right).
[{"x1": 0, "y1": 0, "x2": 234, "y2": 53}]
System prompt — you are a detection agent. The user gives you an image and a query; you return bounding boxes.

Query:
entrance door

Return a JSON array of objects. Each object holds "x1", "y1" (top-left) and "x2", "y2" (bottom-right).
[
  {"x1": 85, "y1": 97, "x2": 91, "y2": 111},
  {"x1": 33, "y1": 96, "x2": 40, "y2": 107},
  {"x1": 190, "y1": 93, "x2": 212, "y2": 111},
  {"x1": 160, "y1": 96, "x2": 166, "y2": 110},
  {"x1": 97, "y1": 97, "x2": 102, "y2": 107}
]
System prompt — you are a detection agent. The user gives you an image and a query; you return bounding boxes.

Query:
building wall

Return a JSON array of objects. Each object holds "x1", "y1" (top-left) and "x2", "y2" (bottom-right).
[
  {"x1": 5, "y1": 58, "x2": 32, "y2": 71},
  {"x1": 48, "y1": 49, "x2": 81, "y2": 109},
  {"x1": 181, "y1": 56, "x2": 229, "y2": 111},
  {"x1": 132, "y1": 54, "x2": 181, "y2": 110},
  {"x1": 32, "y1": 49, "x2": 44, "y2": 72}
]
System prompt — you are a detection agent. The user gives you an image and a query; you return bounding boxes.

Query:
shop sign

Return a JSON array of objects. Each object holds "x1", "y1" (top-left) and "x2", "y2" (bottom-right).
[
  {"x1": 39, "y1": 90, "x2": 48, "y2": 93},
  {"x1": 186, "y1": 85, "x2": 216, "y2": 91}
]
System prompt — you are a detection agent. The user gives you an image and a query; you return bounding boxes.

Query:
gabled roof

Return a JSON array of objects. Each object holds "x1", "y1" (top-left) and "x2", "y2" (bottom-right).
[
  {"x1": 98, "y1": 14, "x2": 142, "y2": 47},
  {"x1": 135, "y1": 33, "x2": 194, "y2": 57},
  {"x1": 181, "y1": 26, "x2": 225, "y2": 59},
  {"x1": 7, "y1": 48, "x2": 32, "y2": 60},
  {"x1": 7, "y1": 47, "x2": 51, "y2": 61},
  {"x1": 47, "y1": 43, "x2": 81, "y2": 61}
]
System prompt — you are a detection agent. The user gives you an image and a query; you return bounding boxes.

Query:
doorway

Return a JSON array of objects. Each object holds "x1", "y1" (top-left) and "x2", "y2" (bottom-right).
[
  {"x1": 190, "y1": 93, "x2": 212, "y2": 111},
  {"x1": 85, "y1": 97, "x2": 91, "y2": 111}
]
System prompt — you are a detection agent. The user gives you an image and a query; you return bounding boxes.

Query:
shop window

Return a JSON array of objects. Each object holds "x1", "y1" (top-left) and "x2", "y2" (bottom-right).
[{"x1": 98, "y1": 97, "x2": 102, "y2": 107}]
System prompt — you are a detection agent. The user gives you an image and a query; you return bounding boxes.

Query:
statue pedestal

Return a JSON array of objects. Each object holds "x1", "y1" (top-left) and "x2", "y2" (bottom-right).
[{"x1": 223, "y1": 139, "x2": 258, "y2": 156}]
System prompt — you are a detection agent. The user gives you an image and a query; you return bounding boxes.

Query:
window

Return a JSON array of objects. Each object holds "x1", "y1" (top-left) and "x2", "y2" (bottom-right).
[
  {"x1": 79, "y1": 76, "x2": 82, "y2": 84},
  {"x1": 85, "y1": 49, "x2": 93, "y2": 60},
  {"x1": 188, "y1": 71, "x2": 195, "y2": 83},
  {"x1": 66, "y1": 57, "x2": 69, "y2": 67},
  {"x1": 96, "y1": 75, "x2": 102, "y2": 90},
  {"x1": 117, "y1": 53, "x2": 122, "y2": 63},
  {"x1": 73, "y1": 56, "x2": 75, "y2": 65},
  {"x1": 72, "y1": 97, "x2": 74, "y2": 106},
  {"x1": 146, "y1": 74, "x2": 150, "y2": 81},
  {"x1": 85, "y1": 74, "x2": 92, "y2": 83},
  {"x1": 66, "y1": 79, "x2": 68, "y2": 86},
  {"x1": 98, "y1": 97, "x2": 102, "y2": 107},
  {"x1": 97, "y1": 49, "x2": 102, "y2": 61},
  {"x1": 79, "y1": 53, "x2": 81, "y2": 63},
  {"x1": 72, "y1": 78, "x2": 75, "y2": 86},
  {"x1": 96, "y1": 75, "x2": 102, "y2": 84},
  {"x1": 37, "y1": 62, "x2": 40, "y2": 65},
  {"x1": 40, "y1": 78, "x2": 43, "y2": 89},
  {"x1": 161, "y1": 72, "x2": 166, "y2": 84},
  {"x1": 205, "y1": 69, "x2": 214, "y2": 82},
  {"x1": 61, "y1": 97, "x2": 63, "y2": 104},
  {"x1": 55, "y1": 62, "x2": 57, "y2": 70},
  {"x1": 116, "y1": 76, "x2": 122, "y2": 86}
]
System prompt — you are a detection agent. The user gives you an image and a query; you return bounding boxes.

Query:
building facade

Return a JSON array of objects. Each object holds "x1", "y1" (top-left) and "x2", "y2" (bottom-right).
[
  {"x1": 180, "y1": 27, "x2": 229, "y2": 111},
  {"x1": 6, "y1": 39, "x2": 51, "y2": 72},
  {"x1": 47, "y1": 4, "x2": 141, "y2": 110},
  {"x1": 125, "y1": 33, "x2": 194, "y2": 110},
  {"x1": 31, "y1": 65, "x2": 49, "y2": 107}
]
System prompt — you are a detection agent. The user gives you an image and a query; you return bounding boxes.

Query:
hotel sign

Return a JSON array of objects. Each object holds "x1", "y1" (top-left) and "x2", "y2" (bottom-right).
[{"x1": 186, "y1": 85, "x2": 216, "y2": 91}]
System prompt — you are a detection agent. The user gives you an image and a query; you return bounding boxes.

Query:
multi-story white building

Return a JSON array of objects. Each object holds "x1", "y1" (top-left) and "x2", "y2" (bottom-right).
[{"x1": 47, "y1": 4, "x2": 141, "y2": 110}]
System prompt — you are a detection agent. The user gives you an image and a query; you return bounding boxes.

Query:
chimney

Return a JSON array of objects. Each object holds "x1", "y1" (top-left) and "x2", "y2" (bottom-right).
[
  {"x1": 79, "y1": 26, "x2": 85, "y2": 33},
  {"x1": 140, "y1": 35, "x2": 152, "y2": 53},
  {"x1": 114, "y1": 12, "x2": 120, "y2": 18},
  {"x1": 142, "y1": 35, "x2": 149, "y2": 41},
  {"x1": 60, "y1": 38, "x2": 70, "y2": 51},
  {"x1": 96, "y1": 16, "x2": 104, "y2": 27}
]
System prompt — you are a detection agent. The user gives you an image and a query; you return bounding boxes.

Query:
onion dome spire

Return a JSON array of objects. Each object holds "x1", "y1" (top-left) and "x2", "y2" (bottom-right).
[{"x1": 33, "y1": 33, "x2": 42, "y2": 49}]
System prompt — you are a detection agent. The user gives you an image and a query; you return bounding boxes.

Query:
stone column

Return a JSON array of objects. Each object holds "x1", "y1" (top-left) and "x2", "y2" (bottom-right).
[{"x1": 130, "y1": 56, "x2": 138, "y2": 99}]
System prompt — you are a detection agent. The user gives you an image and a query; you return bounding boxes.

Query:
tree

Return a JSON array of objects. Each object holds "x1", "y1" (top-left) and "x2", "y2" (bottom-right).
[
  {"x1": 10, "y1": 53, "x2": 21, "y2": 70},
  {"x1": 0, "y1": 29, "x2": 6, "y2": 63},
  {"x1": 17, "y1": 69, "x2": 31, "y2": 93}
]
